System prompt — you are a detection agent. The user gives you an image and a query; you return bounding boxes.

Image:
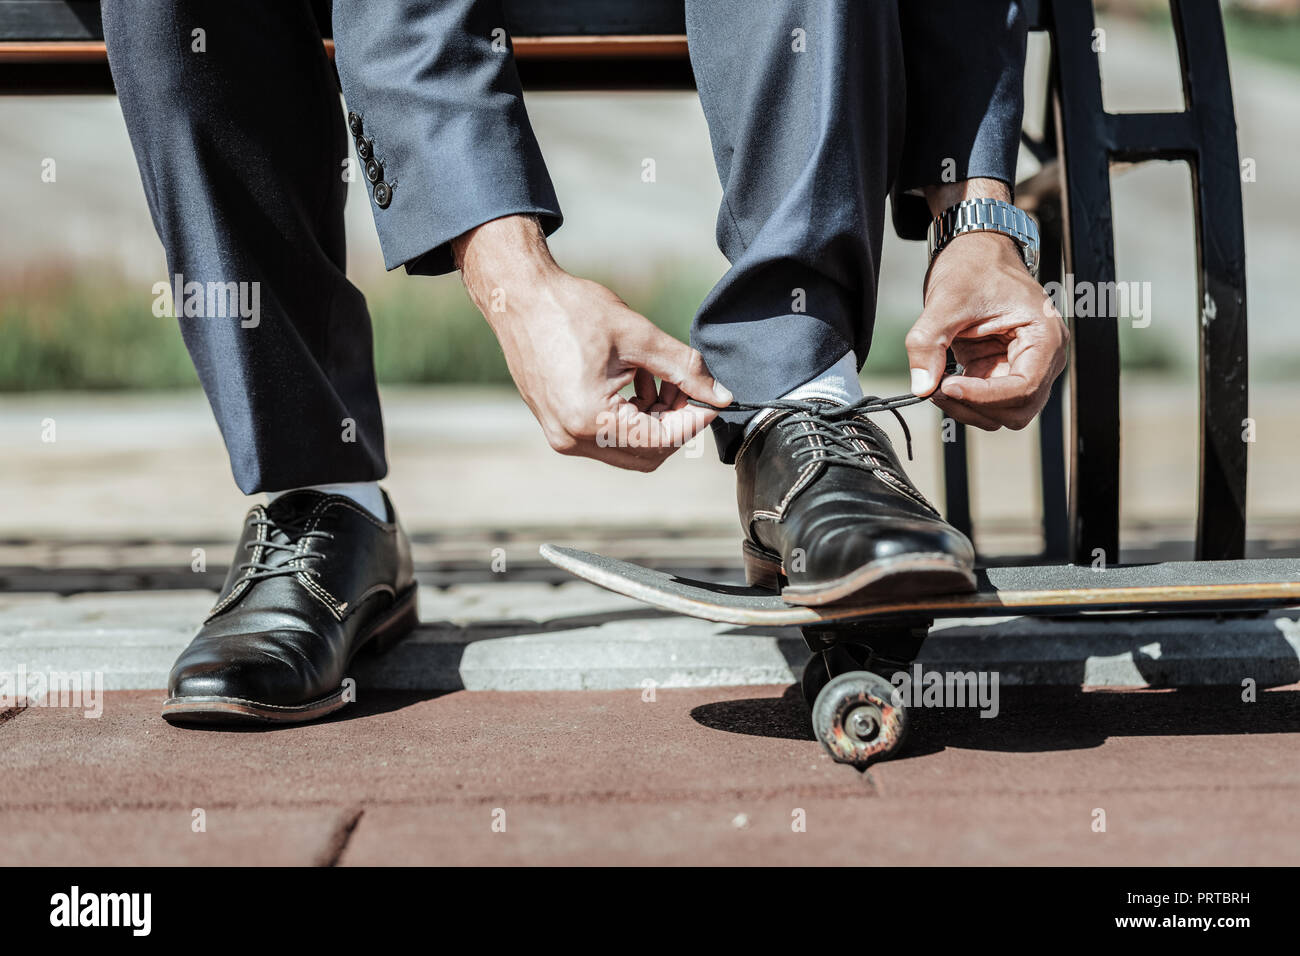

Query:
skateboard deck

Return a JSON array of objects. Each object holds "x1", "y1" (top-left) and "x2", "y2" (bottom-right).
[{"x1": 540, "y1": 544, "x2": 1300, "y2": 626}]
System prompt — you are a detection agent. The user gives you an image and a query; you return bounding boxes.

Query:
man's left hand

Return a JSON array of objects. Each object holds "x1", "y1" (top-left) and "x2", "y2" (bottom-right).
[
  {"x1": 906, "y1": 229, "x2": 1068, "y2": 431},
  {"x1": 906, "y1": 179, "x2": 1068, "y2": 431}
]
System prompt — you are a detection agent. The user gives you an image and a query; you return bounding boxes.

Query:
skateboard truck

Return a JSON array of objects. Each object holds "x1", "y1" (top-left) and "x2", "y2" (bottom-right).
[{"x1": 798, "y1": 620, "x2": 931, "y2": 768}]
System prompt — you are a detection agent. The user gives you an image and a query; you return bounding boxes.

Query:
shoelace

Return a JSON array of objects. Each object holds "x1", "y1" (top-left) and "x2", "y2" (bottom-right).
[
  {"x1": 237, "y1": 515, "x2": 334, "y2": 582},
  {"x1": 688, "y1": 364, "x2": 957, "y2": 473}
]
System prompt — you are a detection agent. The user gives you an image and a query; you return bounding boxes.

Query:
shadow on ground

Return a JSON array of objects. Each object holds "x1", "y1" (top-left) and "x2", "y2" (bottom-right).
[
  {"x1": 690, "y1": 683, "x2": 1300, "y2": 761},
  {"x1": 162, "y1": 690, "x2": 453, "y2": 733}
]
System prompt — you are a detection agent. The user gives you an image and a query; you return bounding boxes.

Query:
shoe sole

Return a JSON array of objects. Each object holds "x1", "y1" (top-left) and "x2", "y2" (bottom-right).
[
  {"x1": 743, "y1": 540, "x2": 976, "y2": 607},
  {"x1": 161, "y1": 584, "x2": 420, "y2": 726}
]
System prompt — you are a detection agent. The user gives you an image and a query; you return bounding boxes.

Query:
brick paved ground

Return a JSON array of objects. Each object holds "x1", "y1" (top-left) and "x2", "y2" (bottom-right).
[{"x1": 2, "y1": 684, "x2": 1297, "y2": 865}]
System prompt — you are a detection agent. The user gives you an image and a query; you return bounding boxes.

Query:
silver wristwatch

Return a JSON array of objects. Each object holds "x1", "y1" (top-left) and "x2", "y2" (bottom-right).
[{"x1": 927, "y1": 197, "x2": 1040, "y2": 278}]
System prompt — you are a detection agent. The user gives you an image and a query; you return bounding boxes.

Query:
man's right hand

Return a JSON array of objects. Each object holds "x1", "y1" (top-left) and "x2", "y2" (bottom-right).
[{"x1": 452, "y1": 215, "x2": 732, "y2": 472}]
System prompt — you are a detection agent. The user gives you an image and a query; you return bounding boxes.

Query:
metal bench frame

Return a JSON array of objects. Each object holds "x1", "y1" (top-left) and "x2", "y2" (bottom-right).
[{"x1": 953, "y1": 0, "x2": 1247, "y2": 567}]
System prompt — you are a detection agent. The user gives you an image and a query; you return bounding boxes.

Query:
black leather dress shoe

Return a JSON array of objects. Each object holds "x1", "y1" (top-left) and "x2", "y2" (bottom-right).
[
  {"x1": 735, "y1": 402, "x2": 975, "y2": 606},
  {"x1": 163, "y1": 489, "x2": 418, "y2": 725}
]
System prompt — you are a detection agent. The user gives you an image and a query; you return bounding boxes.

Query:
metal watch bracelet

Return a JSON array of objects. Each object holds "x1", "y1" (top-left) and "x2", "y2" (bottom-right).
[{"x1": 926, "y1": 197, "x2": 1041, "y2": 278}]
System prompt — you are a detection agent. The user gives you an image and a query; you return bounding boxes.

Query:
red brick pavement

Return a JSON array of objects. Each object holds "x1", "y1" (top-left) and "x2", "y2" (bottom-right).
[{"x1": 2, "y1": 685, "x2": 1297, "y2": 865}]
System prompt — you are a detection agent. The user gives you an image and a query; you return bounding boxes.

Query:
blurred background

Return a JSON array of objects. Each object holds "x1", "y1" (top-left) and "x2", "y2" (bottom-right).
[{"x1": 1, "y1": 0, "x2": 1298, "y2": 577}]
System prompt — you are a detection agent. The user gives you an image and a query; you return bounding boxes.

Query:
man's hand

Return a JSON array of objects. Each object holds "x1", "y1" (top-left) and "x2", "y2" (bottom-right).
[
  {"x1": 906, "y1": 179, "x2": 1068, "y2": 431},
  {"x1": 452, "y1": 215, "x2": 732, "y2": 471}
]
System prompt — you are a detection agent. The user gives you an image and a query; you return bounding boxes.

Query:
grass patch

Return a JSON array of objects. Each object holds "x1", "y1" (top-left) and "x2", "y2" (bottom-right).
[
  {"x1": 0, "y1": 268, "x2": 1186, "y2": 392},
  {"x1": 363, "y1": 267, "x2": 710, "y2": 385},
  {"x1": 0, "y1": 267, "x2": 715, "y2": 392},
  {"x1": 0, "y1": 271, "x2": 200, "y2": 391},
  {"x1": 1118, "y1": 3, "x2": 1300, "y2": 73},
  {"x1": 1223, "y1": 8, "x2": 1300, "y2": 72}
]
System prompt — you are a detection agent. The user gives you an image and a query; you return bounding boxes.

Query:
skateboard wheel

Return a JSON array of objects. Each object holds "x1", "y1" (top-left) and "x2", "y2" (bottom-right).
[
  {"x1": 800, "y1": 652, "x2": 832, "y2": 707},
  {"x1": 811, "y1": 670, "x2": 906, "y2": 767}
]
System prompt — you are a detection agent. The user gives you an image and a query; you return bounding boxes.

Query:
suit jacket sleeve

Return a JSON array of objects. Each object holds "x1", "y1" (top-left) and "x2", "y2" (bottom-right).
[
  {"x1": 890, "y1": 1, "x2": 1028, "y2": 240},
  {"x1": 332, "y1": 0, "x2": 562, "y2": 275}
]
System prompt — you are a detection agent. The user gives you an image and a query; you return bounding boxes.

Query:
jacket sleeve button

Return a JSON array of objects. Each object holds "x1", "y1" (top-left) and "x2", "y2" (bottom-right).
[
  {"x1": 356, "y1": 137, "x2": 373, "y2": 161},
  {"x1": 347, "y1": 112, "x2": 363, "y2": 137},
  {"x1": 373, "y1": 181, "x2": 392, "y2": 208},
  {"x1": 365, "y1": 159, "x2": 383, "y2": 184}
]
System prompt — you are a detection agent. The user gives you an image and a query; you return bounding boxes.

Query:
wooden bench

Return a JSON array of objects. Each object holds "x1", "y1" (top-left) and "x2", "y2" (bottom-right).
[
  {"x1": 0, "y1": 0, "x2": 695, "y2": 90},
  {"x1": 0, "y1": 0, "x2": 1250, "y2": 566}
]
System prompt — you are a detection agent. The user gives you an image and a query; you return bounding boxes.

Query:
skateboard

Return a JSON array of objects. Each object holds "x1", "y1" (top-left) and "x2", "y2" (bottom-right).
[{"x1": 540, "y1": 544, "x2": 1300, "y2": 767}]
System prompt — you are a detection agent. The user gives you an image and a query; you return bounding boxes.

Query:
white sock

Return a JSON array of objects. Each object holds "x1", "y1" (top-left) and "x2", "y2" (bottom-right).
[
  {"x1": 743, "y1": 350, "x2": 863, "y2": 437},
  {"x1": 265, "y1": 481, "x2": 389, "y2": 521}
]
